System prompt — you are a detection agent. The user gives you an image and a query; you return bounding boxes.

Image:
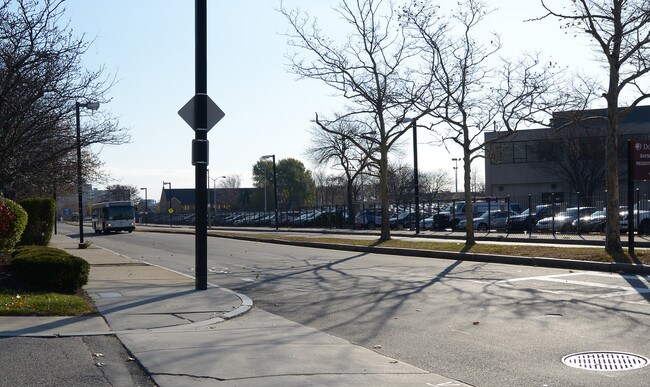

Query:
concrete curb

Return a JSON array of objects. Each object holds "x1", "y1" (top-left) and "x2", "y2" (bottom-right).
[{"x1": 138, "y1": 227, "x2": 649, "y2": 275}]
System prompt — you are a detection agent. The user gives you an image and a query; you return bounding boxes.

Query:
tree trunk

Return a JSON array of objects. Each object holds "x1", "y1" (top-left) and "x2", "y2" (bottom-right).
[
  {"x1": 605, "y1": 103, "x2": 623, "y2": 254},
  {"x1": 463, "y1": 150, "x2": 475, "y2": 245},
  {"x1": 604, "y1": 21, "x2": 623, "y2": 255}
]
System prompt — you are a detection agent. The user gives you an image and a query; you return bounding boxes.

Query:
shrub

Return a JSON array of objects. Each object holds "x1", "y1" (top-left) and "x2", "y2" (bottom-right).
[
  {"x1": 19, "y1": 198, "x2": 55, "y2": 246},
  {"x1": 11, "y1": 246, "x2": 90, "y2": 293},
  {"x1": 0, "y1": 197, "x2": 28, "y2": 251}
]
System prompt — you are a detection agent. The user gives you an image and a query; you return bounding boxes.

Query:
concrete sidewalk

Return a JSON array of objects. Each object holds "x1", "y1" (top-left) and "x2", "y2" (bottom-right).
[{"x1": 1, "y1": 233, "x2": 469, "y2": 386}]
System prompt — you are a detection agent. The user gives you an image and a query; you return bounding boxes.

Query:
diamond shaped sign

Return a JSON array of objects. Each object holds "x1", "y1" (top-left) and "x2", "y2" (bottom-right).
[{"x1": 178, "y1": 95, "x2": 225, "y2": 131}]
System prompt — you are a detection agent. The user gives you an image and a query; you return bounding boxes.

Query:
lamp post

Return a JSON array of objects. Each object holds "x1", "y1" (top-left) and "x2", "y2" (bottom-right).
[
  {"x1": 261, "y1": 155, "x2": 278, "y2": 230},
  {"x1": 264, "y1": 166, "x2": 268, "y2": 212},
  {"x1": 208, "y1": 175, "x2": 225, "y2": 226},
  {"x1": 397, "y1": 117, "x2": 420, "y2": 234},
  {"x1": 163, "y1": 181, "x2": 172, "y2": 227},
  {"x1": 140, "y1": 187, "x2": 148, "y2": 225},
  {"x1": 452, "y1": 157, "x2": 460, "y2": 194},
  {"x1": 76, "y1": 100, "x2": 100, "y2": 248}
]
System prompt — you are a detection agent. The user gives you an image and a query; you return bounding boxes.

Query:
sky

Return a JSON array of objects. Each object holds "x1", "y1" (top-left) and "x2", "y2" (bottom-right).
[{"x1": 61, "y1": 0, "x2": 604, "y2": 202}]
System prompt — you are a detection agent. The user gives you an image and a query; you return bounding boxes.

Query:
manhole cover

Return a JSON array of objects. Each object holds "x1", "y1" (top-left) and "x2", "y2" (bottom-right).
[{"x1": 562, "y1": 351, "x2": 649, "y2": 371}]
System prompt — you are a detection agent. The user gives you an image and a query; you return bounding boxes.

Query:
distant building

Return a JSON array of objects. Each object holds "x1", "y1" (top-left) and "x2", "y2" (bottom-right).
[
  {"x1": 159, "y1": 187, "x2": 264, "y2": 213},
  {"x1": 484, "y1": 105, "x2": 650, "y2": 201}
]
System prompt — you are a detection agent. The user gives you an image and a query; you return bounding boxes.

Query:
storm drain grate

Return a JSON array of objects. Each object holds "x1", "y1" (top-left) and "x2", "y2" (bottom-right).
[{"x1": 562, "y1": 351, "x2": 649, "y2": 371}]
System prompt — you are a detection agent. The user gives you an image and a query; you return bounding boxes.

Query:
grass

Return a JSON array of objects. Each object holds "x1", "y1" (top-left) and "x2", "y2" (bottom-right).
[
  {"x1": 0, "y1": 288, "x2": 96, "y2": 316},
  {"x1": 213, "y1": 231, "x2": 650, "y2": 265},
  {"x1": 0, "y1": 252, "x2": 96, "y2": 316}
]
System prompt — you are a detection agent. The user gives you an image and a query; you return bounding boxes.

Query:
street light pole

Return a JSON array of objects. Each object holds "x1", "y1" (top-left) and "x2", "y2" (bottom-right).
[
  {"x1": 412, "y1": 119, "x2": 420, "y2": 234},
  {"x1": 75, "y1": 100, "x2": 99, "y2": 248},
  {"x1": 452, "y1": 157, "x2": 460, "y2": 194},
  {"x1": 264, "y1": 168, "x2": 268, "y2": 212},
  {"x1": 397, "y1": 117, "x2": 420, "y2": 234},
  {"x1": 208, "y1": 175, "x2": 225, "y2": 227},
  {"x1": 262, "y1": 155, "x2": 278, "y2": 230},
  {"x1": 163, "y1": 181, "x2": 172, "y2": 227},
  {"x1": 140, "y1": 187, "x2": 148, "y2": 225}
]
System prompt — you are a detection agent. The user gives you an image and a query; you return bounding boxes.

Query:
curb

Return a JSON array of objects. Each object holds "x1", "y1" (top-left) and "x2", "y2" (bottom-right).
[{"x1": 138, "y1": 227, "x2": 649, "y2": 275}]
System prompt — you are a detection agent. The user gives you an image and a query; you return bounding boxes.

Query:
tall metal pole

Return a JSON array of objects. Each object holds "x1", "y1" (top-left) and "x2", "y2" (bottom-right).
[
  {"x1": 163, "y1": 182, "x2": 172, "y2": 227},
  {"x1": 628, "y1": 140, "x2": 635, "y2": 256},
  {"x1": 75, "y1": 102, "x2": 84, "y2": 248},
  {"x1": 140, "y1": 187, "x2": 148, "y2": 225},
  {"x1": 412, "y1": 119, "x2": 420, "y2": 235},
  {"x1": 194, "y1": 0, "x2": 209, "y2": 290},
  {"x1": 452, "y1": 158, "x2": 460, "y2": 194},
  {"x1": 272, "y1": 155, "x2": 278, "y2": 230}
]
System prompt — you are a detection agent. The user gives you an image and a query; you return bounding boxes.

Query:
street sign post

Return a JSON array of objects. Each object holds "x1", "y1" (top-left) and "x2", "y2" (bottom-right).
[
  {"x1": 626, "y1": 140, "x2": 650, "y2": 255},
  {"x1": 175, "y1": 0, "x2": 225, "y2": 291}
]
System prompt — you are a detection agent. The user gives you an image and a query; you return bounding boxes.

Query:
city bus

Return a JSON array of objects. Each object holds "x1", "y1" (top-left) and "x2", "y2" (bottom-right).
[{"x1": 91, "y1": 201, "x2": 136, "y2": 234}]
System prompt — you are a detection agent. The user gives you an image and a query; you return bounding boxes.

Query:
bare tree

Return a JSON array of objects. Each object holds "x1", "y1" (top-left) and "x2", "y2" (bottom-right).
[
  {"x1": 470, "y1": 169, "x2": 485, "y2": 195},
  {"x1": 386, "y1": 161, "x2": 414, "y2": 210},
  {"x1": 419, "y1": 169, "x2": 452, "y2": 206},
  {"x1": 220, "y1": 175, "x2": 241, "y2": 189},
  {"x1": 402, "y1": 0, "x2": 571, "y2": 244},
  {"x1": 281, "y1": 0, "x2": 434, "y2": 240},
  {"x1": 0, "y1": 0, "x2": 128, "y2": 199},
  {"x1": 306, "y1": 117, "x2": 374, "y2": 227},
  {"x1": 535, "y1": 0, "x2": 650, "y2": 254},
  {"x1": 105, "y1": 184, "x2": 139, "y2": 202}
]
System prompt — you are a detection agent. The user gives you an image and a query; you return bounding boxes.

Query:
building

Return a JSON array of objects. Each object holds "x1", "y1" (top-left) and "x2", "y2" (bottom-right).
[
  {"x1": 484, "y1": 105, "x2": 650, "y2": 203},
  {"x1": 159, "y1": 187, "x2": 264, "y2": 213}
]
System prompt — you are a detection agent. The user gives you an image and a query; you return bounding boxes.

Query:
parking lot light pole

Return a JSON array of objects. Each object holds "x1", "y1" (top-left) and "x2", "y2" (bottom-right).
[
  {"x1": 452, "y1": 157, "x2": 460, "y2": 194},
  {"x1": 140, "y1": 187, "x2": 148, "y2": 225},
  {"x1": 397, "y1": 117, "x2": 420, "y2": 234},
  {"x1": 261, "y1": 155, "x2": 278, "y2": 230},
  {"x1": 209, "y1": 175, "x2": 225, "y2": 226},
  {"x1": 163, "y1": 181, "x2": 172, "y2": 227},
  {"x1": 76, "y1": 100, "x2": 100, "y2": 248}
]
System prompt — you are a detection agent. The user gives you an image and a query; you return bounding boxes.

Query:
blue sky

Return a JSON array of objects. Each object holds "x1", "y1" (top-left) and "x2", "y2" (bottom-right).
[{"x1": 63, "y1": 0, "x2": 602, "y2": 201}]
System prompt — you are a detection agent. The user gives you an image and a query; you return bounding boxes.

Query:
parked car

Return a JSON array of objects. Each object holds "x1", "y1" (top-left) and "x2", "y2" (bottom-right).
[
  {"x1": 505, "y1": 204, "x2": 564, "y2": 233},
  {"x1": 572, "y1": 209, "x2": 607, "y2": 233},
  {"x1": 389, "y1": 212, "x2": 426, "y2": 230},
  {"x1": 419, "y1": 209, "x2": 450, "y2": 230},
  {"x1": 457, "y1": 210, "x2": 517, "y2": 231},
  {"x1": 620, "y1": 208, "x2": 650, "y2": 235},
  {"x1": 436, "y1": 200, "x2": 519, "y2": 230},
  {"x1": 536, "y1": 207, "x2": 597, "y2": 233},
  {"x1": 355, "y1": 209, "x2": 382, "y2": 229}
]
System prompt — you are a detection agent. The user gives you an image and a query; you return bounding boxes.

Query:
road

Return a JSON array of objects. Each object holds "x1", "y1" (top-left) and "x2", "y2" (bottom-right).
[{"x1": 64, "y1": 224, "x2": 650, "y2": 386}]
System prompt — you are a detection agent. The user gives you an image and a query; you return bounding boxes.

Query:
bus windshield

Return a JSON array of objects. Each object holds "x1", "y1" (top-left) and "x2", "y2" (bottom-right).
[{"x1": 107, "y1": 206, "x2": 134, "y2": 220}]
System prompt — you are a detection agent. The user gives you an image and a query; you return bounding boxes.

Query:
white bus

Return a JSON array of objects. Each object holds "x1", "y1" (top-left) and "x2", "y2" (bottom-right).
[{"x1": 91, "y1": 201, "x2": 136, "y2": 234}]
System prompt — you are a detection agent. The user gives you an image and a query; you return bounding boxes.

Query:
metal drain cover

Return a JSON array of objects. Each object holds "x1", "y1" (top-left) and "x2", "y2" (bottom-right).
[{"x1": 562, "y1": 351, "x2": 649, "y2": 371}]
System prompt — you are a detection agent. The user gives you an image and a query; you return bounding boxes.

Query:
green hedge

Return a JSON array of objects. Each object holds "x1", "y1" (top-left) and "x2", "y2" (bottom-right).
[
  {"x1": 19, "y1": 198, "x2": 55, "y2": 246},
  {"x1": 11, "y1": 246, "x2": 89, "y2": 293},
  {"x1": 0, "y1": 197, "x2": 28, "y2": 251}
]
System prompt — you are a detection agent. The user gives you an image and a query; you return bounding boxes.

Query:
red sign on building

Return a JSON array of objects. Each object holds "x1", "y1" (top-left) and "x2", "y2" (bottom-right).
[{"x1": 631, "y1": 140, "x2": 650, "y2": 180}]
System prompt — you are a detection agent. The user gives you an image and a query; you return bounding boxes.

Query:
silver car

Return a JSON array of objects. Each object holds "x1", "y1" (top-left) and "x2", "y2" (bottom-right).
[
  {"x1": 536, "y1": 207, "x2": 597, "y2": 233},
  {"x1": 457, "y1": 210, "x2": 517, "y2": 231}
]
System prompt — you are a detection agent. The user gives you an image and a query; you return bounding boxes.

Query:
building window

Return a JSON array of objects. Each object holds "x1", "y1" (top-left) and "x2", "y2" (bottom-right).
[
  {"x1": 539, "y1": 139, "x2": 563, "y2": 162},
  {"x1": 489, "y1": 142, "x2": 513, "y2": 164},
  {"x1": 513, "y1": 141, "x2": 527, "y2": 163},
  {"x1": 526, "y1": 140, "x2": 540, "y2": 162}
]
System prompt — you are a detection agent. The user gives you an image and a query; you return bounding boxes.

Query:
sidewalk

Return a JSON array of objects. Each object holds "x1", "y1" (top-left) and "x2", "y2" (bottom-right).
[{"x1": 1, "y1": 233, "x2": 469, "y2": 386}]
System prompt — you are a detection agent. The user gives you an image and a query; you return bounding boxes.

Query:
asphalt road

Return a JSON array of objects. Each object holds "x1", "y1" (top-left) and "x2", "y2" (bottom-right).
[{"x1": 69, "y1": 224, "x2": 650, "y2": 387}]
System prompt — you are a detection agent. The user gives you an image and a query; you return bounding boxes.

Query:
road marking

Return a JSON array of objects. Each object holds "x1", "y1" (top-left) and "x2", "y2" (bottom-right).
[{"x1": 497, "y1": 271, "x2": 650, "y2": 302}]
